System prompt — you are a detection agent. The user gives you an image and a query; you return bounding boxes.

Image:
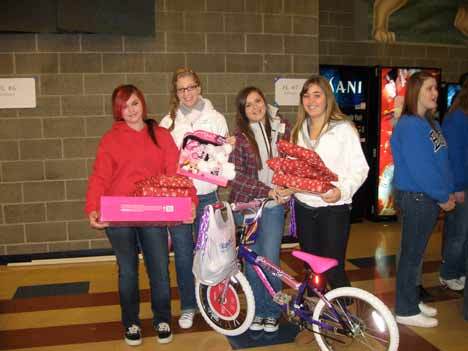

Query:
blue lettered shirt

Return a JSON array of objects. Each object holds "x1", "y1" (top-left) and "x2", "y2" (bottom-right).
[
  {"x1": 442, "y1": 108, "x2": 468, "y2": 192},
  {"x1": 390, "y1": 114, "x2": 454, "y2": 203}
]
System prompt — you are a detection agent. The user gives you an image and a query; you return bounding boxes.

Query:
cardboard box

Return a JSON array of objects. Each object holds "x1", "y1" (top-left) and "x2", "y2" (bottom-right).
[{"x1": 100, "y1": 196, "x2": 192, "y2": 226}]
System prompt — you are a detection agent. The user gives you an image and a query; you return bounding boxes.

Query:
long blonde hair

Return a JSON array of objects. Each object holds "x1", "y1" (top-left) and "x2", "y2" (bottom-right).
[
  {"x1": 167, "y1": 67, "x2": 202, "y2": 131},
  {"x1": 291, "y1": 75, "x2": 346, "y2": 144}
]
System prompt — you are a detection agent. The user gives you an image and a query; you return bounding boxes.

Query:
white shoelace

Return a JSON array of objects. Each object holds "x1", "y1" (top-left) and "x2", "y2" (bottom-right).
[
  {"x1": 158, "y1": 322, "x2": 171, "y2": 332},
  {"x1": 127, "y1": 324, "x2": 140, "y2": 334},
  {"x1": 180, "y1": 311, "x2": 195, "y2": 321}
]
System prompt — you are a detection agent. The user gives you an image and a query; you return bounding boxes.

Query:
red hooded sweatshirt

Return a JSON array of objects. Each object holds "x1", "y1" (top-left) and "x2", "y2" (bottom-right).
[{"x1": 85, "y1": 121, "x2": 197, "y2": 214}]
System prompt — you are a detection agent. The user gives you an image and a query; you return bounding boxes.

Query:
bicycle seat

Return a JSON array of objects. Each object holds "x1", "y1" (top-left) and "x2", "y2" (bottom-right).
[{"x1": 291, "y1": 250, "x2": 338, "y2": 274}]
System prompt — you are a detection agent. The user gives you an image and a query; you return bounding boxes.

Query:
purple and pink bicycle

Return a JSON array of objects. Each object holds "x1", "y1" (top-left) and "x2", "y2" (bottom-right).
[{"x1": 194, "y1": 198, "x2": 399, "y2": 351}]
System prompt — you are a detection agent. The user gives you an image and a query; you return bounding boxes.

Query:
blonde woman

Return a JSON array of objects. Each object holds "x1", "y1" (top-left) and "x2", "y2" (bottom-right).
[
  {"x1": 159, "y1": 67, "x2": 231, "y2": 329},
  {"x1": 289, "y1": 75, "x2": 369, "y2": 290}
]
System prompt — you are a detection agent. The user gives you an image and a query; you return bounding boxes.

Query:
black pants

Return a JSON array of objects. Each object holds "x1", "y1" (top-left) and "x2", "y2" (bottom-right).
[{"x1": 294, "y1": 200, "x2": 351, "y2": 289}]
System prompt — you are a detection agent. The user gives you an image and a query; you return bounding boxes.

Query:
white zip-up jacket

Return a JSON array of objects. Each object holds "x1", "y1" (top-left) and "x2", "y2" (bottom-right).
[
  {"x1": 294, "y1": 119, "x2": 369, "y2": 207},
  {"x1": 160, "y1": 97, "x2": 229, "y2": 195}
]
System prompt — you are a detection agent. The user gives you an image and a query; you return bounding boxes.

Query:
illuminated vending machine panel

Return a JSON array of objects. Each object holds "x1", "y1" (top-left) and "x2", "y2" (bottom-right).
[
  {"x1": 373, "y1": 67, "x2": 441, "y2": 219},
  {"x1": 439, "y1": 82, "x2": 461, "y2": 120},
  {"x1": 320, "y1": 65, "x2": 372, "y2": 222}
]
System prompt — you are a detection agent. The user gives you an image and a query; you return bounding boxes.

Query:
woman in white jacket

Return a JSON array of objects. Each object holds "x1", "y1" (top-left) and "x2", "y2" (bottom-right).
[
  {"x1": 159, "y1": 67, "x2": 231, "y2": 330},
  {"x1": 160, "y1": 67, "x2": 230, "y2": 234},
  {"x1": 289, "y1": 75, "x2": 369, "y2": 289}
]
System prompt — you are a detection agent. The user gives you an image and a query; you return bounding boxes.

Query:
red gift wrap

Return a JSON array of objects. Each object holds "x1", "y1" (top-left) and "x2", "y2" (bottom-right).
[
  {"x1": 269, "y1": 140, "x2": 337, "y2": 193},
  {"x1": 276, "y1": 140, "x2": 337, "y2": 181},
  {"x1": 272, "y1": 171, "x2": 333, "y2": 194},
  {"x1": 131, "y1": 175, "x2": 195, "y2": 197}
]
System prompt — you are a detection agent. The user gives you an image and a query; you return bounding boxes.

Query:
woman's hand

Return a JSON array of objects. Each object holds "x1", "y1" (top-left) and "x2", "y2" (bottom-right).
[
  {"x1": 439, "y1": 196, "x2": 456, "y2": 212},
  {"x1": 88, "y1": 211, "x2": 109, "y2": 229},
  {"x1": 225, "y1": 136, "x2": 236, "y2": 145},
  {"x1": 268, "y1": 187, "x2": 290, "y2": 204},
  {"x1": 320, "y1": 187, "x2": 341, "y2": 203},
  {"x1": 454, "y1": 191, "x2": 465, "y2": 204}
]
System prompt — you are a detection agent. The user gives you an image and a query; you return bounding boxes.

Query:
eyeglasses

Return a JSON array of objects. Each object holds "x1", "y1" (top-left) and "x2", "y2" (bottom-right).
[{"x1": 176, "y1": 85, "x2": 199, "y2": 94}]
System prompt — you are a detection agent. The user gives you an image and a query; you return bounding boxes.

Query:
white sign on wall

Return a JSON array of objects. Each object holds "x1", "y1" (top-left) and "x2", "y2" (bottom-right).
[
  {"x1": 0, "y1": 78, "x2": 36, "y2": 108},
  {"x1": 274, "y1": 77, "x2": 306, "y2": 106}
]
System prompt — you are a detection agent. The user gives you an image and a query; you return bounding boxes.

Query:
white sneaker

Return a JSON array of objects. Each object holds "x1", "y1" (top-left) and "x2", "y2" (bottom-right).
[
  {"x1": 459, "y1": 276, "x2": 466, "y2": 286},
  {"x1": 249, "y1": 316, "x2": 264, "y2": 331},
  {"x1": 440, "y1": 276, "x2": 465, "y2": 291},
  {"x1": 396, "y1": 313, "x2": 438, "y2": 328},
  {"x1": 418, "y1": 302, "x2": 437, "y2": 317},
  {"x1": 178, "y1": 311, "x2": 195, "y2": 329},
  {"x1": 264, "y1": 317, "x2": 279, "y2": 333}
]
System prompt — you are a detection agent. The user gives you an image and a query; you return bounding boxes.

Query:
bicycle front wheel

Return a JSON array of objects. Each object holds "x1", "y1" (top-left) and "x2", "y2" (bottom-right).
[
  {"x1": 312, "y1": 287, "x2": 399, "y2": 351},
  {"x1": 195, "y1": 271, "x2": 255, "y2": 336}
]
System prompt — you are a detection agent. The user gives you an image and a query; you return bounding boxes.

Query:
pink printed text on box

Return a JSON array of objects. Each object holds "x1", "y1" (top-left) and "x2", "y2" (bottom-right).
[{"x1": 100, "y1": 196, "x2": 192, "y2": 225}]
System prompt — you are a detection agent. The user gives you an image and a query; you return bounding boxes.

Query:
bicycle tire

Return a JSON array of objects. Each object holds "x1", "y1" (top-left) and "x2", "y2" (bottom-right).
[
  {"x1": 195, "y1": 271, "x2": 255, "y2": 336},
  {"x1": 312, "y1": 286, "x2": 399, "y2": 351}
]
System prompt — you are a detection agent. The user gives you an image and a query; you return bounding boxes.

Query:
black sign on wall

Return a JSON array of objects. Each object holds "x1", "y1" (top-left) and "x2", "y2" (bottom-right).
[{"x1": 0, "y1": 0, "x2": 155, "y2": 36}]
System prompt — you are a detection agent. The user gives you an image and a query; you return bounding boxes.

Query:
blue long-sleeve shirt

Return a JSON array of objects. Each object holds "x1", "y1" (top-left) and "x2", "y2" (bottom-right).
[
  {"x1": 442, "y1": 108, "x2": 468, "y2": 192},
  {"x1": 390, "y1": 114, "x2": 454, "y2": 203}
]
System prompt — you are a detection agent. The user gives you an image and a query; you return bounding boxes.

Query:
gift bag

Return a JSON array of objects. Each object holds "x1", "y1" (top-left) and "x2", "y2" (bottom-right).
[{"x1": 193, "y1": 202, "x2": 238, "y2": 285}]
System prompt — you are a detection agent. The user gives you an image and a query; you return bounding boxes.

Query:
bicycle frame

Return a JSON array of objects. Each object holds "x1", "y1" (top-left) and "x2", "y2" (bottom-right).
[
  {"x1": 238, "y1": 244, "x2": 351, "y2": 335},
  {"x1": 197, "y1": 200, "x2": 399, "y2": 349}
]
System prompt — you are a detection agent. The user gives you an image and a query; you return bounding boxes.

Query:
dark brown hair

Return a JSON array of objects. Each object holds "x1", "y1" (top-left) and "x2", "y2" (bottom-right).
[
  {"x1": 401, "y1": 71, "x2": 438, "y2": 118},
  {"x1": 235, "y1": 86, "x2": 272, "y2": 169}
]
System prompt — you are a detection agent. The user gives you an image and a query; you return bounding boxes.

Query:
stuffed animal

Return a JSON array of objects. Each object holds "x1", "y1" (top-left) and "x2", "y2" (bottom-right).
[{"x1": 179, "y1": 135, "x2": 235, "y2": 185}]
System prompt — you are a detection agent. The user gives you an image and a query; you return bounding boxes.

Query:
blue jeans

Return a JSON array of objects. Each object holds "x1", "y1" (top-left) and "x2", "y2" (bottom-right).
[
  {"x1": 464, "y1": 236, "x2": 468, "y2": 320},
  {"x1": 168, "y1": 224, "x2": 197, "y2": 314},
  {"x1": 195, "y1": 191, "x2": 218, "y2": 241},
  {"x1": 106, "y1": 224, "x2": 195, "y2": 328},
  {"x1": 441, "y1": 191, "x2": 468, "y2": 280},
  {"x1": 395, "y1": 191, "x2": 440, "y2": 316},
  {"x1": 244, "y1": 205, "x2": 285, "y2": 319}
]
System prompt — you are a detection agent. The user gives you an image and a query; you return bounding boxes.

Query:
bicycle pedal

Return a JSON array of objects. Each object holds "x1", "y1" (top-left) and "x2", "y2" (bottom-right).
[{"x1": 273, "y1": 291, "x2": 291, "y2": 305}]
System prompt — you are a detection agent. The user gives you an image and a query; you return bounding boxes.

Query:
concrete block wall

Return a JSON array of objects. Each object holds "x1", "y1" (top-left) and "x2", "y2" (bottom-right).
[
  {"x1": 0, "y1": 0, "x2": 319, "y2": 256},
  {"x1": 319, "y1": 0, "x2": 468, "y2": 82}
]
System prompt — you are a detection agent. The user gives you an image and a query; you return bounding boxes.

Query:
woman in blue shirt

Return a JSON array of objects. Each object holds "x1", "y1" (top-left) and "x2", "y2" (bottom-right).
[
  {"x1": 391, "y1": 71, "x2": 455, "y2": 328},
  {"x1": 440, "y1": 79, "x2": 468, "y2": 292}
]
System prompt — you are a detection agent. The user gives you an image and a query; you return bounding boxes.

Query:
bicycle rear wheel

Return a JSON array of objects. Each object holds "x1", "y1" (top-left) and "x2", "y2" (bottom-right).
[
  {"x1": 312, "y1": 287, "x2": 399, "y2": 351},
  {"x1": 195, "y1": 271, "x2": 255, "y2": 336}
]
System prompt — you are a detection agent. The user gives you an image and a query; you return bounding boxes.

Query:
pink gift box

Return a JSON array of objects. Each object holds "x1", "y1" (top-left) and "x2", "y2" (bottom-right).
[{"x1": 100, "y1": 196, "x2": 192, "y2": 226}]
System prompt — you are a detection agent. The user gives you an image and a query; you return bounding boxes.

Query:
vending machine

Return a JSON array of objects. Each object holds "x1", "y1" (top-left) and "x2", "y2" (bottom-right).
[{"x1": 439, "y1": 82, "x2": 461, "y2": 119}]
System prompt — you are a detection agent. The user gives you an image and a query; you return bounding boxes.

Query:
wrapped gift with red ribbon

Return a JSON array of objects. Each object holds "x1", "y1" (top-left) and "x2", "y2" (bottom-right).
[
  {"x1": 267, "y1": 140, "x2": 337, "y2": 193},
  {"x1": 131, "y1": 175, "x2": 195, "y2": 197}
]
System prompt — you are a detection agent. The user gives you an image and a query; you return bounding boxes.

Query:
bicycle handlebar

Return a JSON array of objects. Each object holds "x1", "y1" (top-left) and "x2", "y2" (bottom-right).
[{"x1": 211, "y1": 198, "x2": 272, "y2": 212}]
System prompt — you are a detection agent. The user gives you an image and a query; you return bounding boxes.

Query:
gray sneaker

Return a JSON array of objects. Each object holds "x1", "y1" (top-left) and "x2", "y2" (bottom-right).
[
  {"x1": 264, "y1": 317, "x2": 279, "y2": 332},
  {"x1": 440, "y1": 276, "x2": 464, "y2": 291},
  {"x1": 249, "y1": 316, "x2": 264, "y2": 331}
]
